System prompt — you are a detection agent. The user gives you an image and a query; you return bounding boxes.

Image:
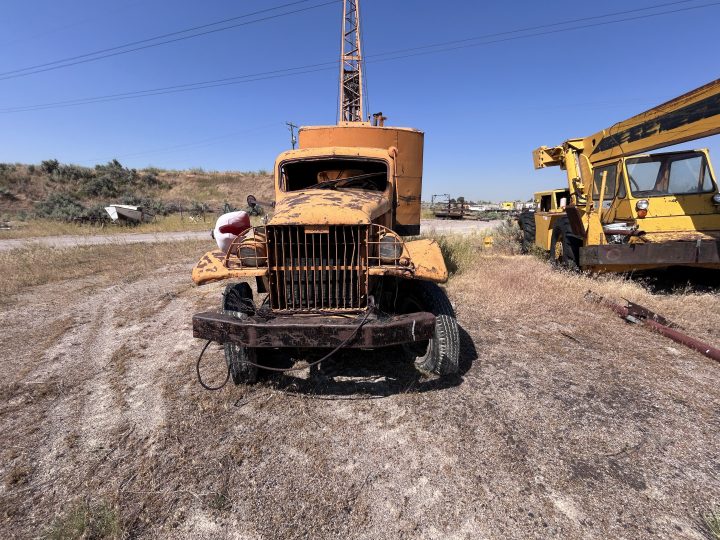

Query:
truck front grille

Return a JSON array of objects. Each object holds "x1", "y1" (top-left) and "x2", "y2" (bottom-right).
[{"x1": 266, "y1": 225, "x2": 368, "y2": 312}]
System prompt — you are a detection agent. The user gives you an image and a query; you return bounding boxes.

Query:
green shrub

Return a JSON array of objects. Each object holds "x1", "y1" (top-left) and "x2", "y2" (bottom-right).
[
  {"x1": 40, "y1": 159, "x2": 59, "y2": 175},
  {"x1": 34, "y1": 193, "x2": 86, "y2": 221},
  {"x1": 0, "y1": 187, "x2": 17, "y2": 200},
  {"x1": 120, "y1": 195, "x2": 167, "y2": 216},
  {"x1": 491, "y1": 219, "x2": 523, "y2": 254},
  {"x1": 54, "y1": 164, "x2": 94, "y2": 184},
  {"x1": 434, "y1": 235, "x2": 478, "y2": 275},
  {"x1": 190, "y1": 201, "x2": 210, "y2": 214}
]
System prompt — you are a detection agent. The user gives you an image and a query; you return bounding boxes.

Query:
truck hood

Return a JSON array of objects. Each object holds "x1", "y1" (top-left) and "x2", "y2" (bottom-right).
[{"x1": 270, "y1": 190, "x2": 391, "y2": 226}]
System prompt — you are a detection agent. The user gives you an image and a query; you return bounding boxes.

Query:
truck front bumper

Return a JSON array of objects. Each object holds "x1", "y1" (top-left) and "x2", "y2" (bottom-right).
[
  {"x1": 192, "y1": 311, "x2": 436, "y2": 348},
  {"x1": 580, "y1": 240, "x2": 720, "y2": 269}
]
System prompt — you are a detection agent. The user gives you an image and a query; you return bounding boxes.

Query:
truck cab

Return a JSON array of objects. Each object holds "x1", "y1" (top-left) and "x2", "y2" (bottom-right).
[
  {"x1": 517, "y1": 187, "x2": 570, "y2": 253},
  {"x1": 578, "y1": 149, "x2": 720, "y2": 270}
]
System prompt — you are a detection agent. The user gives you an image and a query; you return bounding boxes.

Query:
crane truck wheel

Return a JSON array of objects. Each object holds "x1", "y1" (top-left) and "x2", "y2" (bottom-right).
[
  {"x1": 222, "y1": 282, "x2": 259, "y2": 384},
  {"x1": 550, "y1": 219, "x2": 581, "y2": 271},
  {"x1": 399, "y1": 281, "x2": 460, "y2": 376},
  {"x1": 518, "y1": 211, "x2": 536, "y2": 254}
]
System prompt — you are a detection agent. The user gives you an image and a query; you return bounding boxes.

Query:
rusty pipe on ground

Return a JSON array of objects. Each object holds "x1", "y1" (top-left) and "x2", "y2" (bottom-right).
[{"x1": 585, "y1": 291, "x2": 720, "y2": 362}]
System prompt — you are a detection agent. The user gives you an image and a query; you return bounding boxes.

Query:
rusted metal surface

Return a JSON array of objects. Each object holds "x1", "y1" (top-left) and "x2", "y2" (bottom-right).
[
  {"x1": 580, "y1": 240, "x2": 720, "y2": 267},
  {"x1": 192, "y1": 311, "x2": 436, "y2": 348},
  {"x1": 267, "y1": 224, "x2": 368, "y2": 312},
  {"x1": 193, "y1": 223, "x2": 447, "y2": 289},
  {"x1": 294, "y1": 126, "x2": 425, "y2": 233},
  {"x1": 586, "y1": 292, "x2": 720, "y2": 362},
  {"x1": 271, "y1": 188, "x2": 391, "y2": 225}
]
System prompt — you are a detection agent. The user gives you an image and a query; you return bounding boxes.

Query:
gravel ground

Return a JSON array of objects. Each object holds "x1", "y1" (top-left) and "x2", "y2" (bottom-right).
[
  {"x1": 0, "y1": 243, "x2": 718, "y2": 539},
  {"x1": 0, "y1": 230, "x2": 210, "y2": 252}
]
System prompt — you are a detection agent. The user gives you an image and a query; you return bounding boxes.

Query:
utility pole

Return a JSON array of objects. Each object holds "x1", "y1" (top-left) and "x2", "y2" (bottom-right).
[
  {"x1": 338, "y1": 0, "x2": 364, "y2": 123},
  {"x1": 286, "y1": 121, "x2": 298, "y2": 149}
]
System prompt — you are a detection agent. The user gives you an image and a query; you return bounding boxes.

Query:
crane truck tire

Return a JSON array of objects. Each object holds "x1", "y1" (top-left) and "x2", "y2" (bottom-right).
[
  {"x1": 550, "y1": 218, "x2": 581, "y2": 271},
  {"x1": 400, "y1": 281, "x2": 460, "y2": 376},
  {"x1": 518, "y1": 211, "x2": 536, "y2": 254},
  {"x1": 222, "y1": 282, "x2": 259, "y2": 384}
]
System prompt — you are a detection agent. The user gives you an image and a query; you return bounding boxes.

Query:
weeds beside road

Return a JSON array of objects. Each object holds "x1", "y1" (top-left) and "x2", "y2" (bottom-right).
[{"x1": 0, "y1": 235, "x2": 718, "y2": 539}]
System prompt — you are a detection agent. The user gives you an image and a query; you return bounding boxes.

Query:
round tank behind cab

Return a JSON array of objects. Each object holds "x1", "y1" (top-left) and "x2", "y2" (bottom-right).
[{"x1": 298, "y1": 125, "x2": 424, "y2": 236}]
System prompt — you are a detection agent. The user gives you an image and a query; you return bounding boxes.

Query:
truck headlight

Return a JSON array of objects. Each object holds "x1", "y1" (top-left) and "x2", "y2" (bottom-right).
[
  {"x1": 379, "y1": 234, "x2": 403, "y2": 263},
  {"x1": 712, "y1": 193, "x2": 720, "y2": 205},
  {"x1": 635, "y1": 199, "x2": 649, "y2": 218}
]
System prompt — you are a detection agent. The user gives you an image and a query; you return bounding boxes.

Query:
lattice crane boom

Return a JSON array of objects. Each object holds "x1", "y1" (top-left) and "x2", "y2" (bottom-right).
[{"x1": 339, "y1": 0, "x2": 365, "y2": 123}]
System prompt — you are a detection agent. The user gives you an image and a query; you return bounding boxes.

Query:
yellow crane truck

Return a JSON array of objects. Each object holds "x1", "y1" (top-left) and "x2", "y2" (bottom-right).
[
  {"x1": 517, "y1": 188, "x2": 570, "y2": 253},
  {"x1": 531, "y1": 78, "x2": 720, "y2": 272},
  {"x1": 189, "y1": 0, "x2": 459, "y2": 384}
]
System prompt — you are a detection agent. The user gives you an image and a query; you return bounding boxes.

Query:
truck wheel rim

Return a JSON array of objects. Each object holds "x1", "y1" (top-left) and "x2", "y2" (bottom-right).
[{"x1": 554, "y1": 239, "x2": 564, "y2": 261}]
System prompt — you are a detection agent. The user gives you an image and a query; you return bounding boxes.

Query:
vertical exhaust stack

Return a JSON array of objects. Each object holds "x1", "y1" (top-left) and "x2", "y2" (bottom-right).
[{"x1": 339, "y1": 0, "x2": 365, "y2": 124}]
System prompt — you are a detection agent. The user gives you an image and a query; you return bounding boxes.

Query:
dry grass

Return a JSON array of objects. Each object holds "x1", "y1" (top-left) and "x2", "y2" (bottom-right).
[
  {"x1": 44, "y1": 500, "x2": 121, "y2": 540},
  {"x1": 1, "y1": 214, "x2": 266, "y2": 239},
  {"x1": 704, "y1": 507, "x2": 720, "y2": 540},
  {"x1": 0, "y1": 239, "x2": 206, "y2": 304},
  {"x1": 159, "y1": 170, "x2": 273, "y2": 205},
  {"x1": 449, "y1": 251, "x2": 720, "y2": 345},
  {"x1": 433, "y1": 233, "x2": 482, "y2": 275},
  {"x1": 1, "y1": 236, "x2": 719, "y2": 538}
]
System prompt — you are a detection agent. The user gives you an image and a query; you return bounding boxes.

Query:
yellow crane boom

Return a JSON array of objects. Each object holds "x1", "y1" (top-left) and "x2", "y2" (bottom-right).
[{"x1": 534, "y1": 77, "x2": 720, "y2": 169}]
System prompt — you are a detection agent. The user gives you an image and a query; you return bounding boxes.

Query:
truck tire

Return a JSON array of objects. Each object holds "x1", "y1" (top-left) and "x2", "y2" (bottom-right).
[
  {"x1": 222, "y1": 283, "x2": 259, "y2": 384},
  {"x1": 518, "y1": 211, "x2": 536, "y2": 254},
  {"x1": 550, "y1": 218, "x2": 581, "y2": 270},
  {"x1": 400, "y1": 281, "x2": 460, "y2": 376}
]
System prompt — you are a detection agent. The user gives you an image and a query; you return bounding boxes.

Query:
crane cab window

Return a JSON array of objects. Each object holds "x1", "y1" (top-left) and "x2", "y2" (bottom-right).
[
  {"x1": 280, "y1": 158, "x2": 388, "y2": 192},
  {"x1": 554, "y1": 189, "x2": 570, "y2": 208},
  {"x1": 539, "y1": 195, "x2": 552, "y2": 211},
  {"x1": 626, "y1": 152, "x2": 715, "y2": 196},
  {"x1": 592, "y1": 164, "x2": 618, "y2": 208}
]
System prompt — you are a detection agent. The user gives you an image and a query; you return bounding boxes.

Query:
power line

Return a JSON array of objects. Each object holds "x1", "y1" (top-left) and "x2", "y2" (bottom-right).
[
  {"x1": 0, "y1": 0, "x2": 693, "y2": 82},
  {"x1": 0, "y1": 63, "x2": 339, "y2": 113},
  {"x1": 365, "y1": 0, "x2": 720, "y2": 63},
  {"x1": 0, "y1": 0, "x2": 340, "y2": 81},
  {"x1": 0, "y1": 0, "x2": 148, "y2": 48},
  {"x1": 2, "y1": 0, "x2": 718, "y2": 114},
  {"x1": 368, "y1": 0, "x2": 702, "y2": 59}
]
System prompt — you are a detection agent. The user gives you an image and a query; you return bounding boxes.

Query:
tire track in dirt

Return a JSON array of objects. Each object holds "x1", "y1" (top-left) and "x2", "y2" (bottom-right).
[{"x1": 12, "y1": 265, "x2": 203, "y2": 496}]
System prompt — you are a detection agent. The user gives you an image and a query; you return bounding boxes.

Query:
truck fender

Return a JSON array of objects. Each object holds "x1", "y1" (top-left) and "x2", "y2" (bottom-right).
[{"x1": 404, "y1": 238, "x2": 448, "y2": 283}]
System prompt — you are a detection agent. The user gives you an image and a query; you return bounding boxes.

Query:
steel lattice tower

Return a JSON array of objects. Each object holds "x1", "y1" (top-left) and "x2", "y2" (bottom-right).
[{"x1": 339, "y1": 0, "x2": 364, "y2": 123}]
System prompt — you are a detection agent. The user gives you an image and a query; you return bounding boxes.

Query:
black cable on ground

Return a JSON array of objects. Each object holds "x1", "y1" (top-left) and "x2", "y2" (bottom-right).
[{"x1": 195, "y1": 339, "x2": 230, "y2": 391}]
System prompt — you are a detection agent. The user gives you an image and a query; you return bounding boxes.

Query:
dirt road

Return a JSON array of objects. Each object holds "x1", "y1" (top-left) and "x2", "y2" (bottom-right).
[
  {"x1": 0, "y1": 230, "x2": 210, "y2": 252},
  {"x1": 1, "y1": 241, "x2": 718, "y2": 539},
  {"x1": 0, "y1": 219, "x2": 499, "y2": 252}
]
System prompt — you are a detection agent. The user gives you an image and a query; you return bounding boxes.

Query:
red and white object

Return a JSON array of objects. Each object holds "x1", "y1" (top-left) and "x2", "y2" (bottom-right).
[{"x1": 213, "y1": 211, "x2": 251, "y2": 253}]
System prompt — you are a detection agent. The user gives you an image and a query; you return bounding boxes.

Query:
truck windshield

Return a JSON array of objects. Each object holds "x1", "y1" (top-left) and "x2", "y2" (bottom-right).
[
  {"x1": 626, "y1": 152, "x2": 715, "y2": 197},
  {"x1": 281, "y1": 158, "x2": 388, "y2": 192}
]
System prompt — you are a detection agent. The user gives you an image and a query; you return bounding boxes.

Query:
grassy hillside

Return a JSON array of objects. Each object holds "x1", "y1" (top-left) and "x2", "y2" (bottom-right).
[{"x1": 0, "y1": 160, "x2": 274, "y2": 223}]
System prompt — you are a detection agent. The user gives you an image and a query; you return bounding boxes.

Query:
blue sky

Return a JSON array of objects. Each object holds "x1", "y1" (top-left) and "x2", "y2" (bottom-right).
[{"x1": 0, "y1": 0, "x2": 718, "y2": 200}]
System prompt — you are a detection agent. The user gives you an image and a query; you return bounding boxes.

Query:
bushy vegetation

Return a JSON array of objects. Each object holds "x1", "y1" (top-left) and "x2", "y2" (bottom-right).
[
  {"x1": 433, "y1": 234, "x2": 481, "y2": 275},
  {"x1": 0, "y1": 159, "x2": 172, "y2": 222}
]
